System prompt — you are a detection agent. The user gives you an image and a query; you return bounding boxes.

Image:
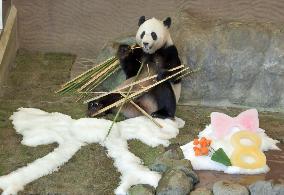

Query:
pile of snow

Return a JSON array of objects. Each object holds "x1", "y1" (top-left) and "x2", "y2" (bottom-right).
[
  {"x1": 181, "y1": 125, "x2": 280, "y2": 174},
  {"x1": 0, "y1": 108, "x2": 184, "y2": 195}
]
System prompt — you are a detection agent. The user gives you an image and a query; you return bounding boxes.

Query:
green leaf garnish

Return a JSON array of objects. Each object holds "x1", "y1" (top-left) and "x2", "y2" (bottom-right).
[{"x1": 211, "y1": 148, "x2": 232, "y2": 166}]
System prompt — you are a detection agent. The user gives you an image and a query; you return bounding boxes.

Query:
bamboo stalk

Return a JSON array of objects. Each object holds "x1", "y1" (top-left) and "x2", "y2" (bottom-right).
[
  {"x1": 176, "y1": 67, "x2": 201, "y2": 80},
  {"x1": 106, "y1": 62, "x2": 146, "y2": 136},
  {"x1": 59, "y1": 46, "x2": 140, "y2": 93},
  {"x1": 64, "y1": 57, "x2": 116, "y2": 87},
  {"x1": 78, "y1": 60, "x2": 120, "y2": 92},
  {"x1": 79, "y1": 91, "x2": 131, "y2": 94},
  {"x1": 119, "y1": 93, "x2": 163, "y2": 128},
  {"x1": 91, "y1": 67, "x2": 189, "y2": 116},
  {"x1": 55, "y1": 56, "x2": 117, "y2": 93},
  {"x1": 87, "y1": 66, "x2": 120, "y2": 90},
  {"x1": 75, "y1": 65, "x2": 120, "y2": 101},
  {"x1": 84, "y1": 65, "x2": 185, "y2": 104}
]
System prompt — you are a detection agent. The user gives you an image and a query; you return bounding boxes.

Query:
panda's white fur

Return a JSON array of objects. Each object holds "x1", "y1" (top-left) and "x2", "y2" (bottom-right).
[
  {"x1": 136, "y1": 18, "x2": 173, "y2": 54},
  {"x1": 118, "y1": 17, "x2": 181, "y2": 118},
  {"x1": 88, "y1": 17, "x2": 181, "y2": 119},
  {"x1": 135, "y1": 17, "x2": 181, "y2": 104}
]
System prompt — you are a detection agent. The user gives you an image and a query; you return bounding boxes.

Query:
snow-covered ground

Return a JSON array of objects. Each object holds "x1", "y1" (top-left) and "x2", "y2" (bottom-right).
[{"x1": 0, "y1": 108, "x2": 184, "y2": 195}]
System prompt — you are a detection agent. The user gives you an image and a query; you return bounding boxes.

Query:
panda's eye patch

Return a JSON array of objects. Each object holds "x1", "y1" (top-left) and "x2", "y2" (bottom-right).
[
  {"x1": 140, "y1": 31, "x2": 145, "y2": 39},
  {"x1": 151, "y1": 32, "x2": 157, "y2": 40}
]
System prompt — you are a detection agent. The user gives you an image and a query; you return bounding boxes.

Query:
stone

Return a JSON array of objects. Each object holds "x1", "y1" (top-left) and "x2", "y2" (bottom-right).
[
  {"x1": 190, "y1": 187, "x2": 213, "y2": 195},
  {"x1": 170, "y1": 12, "x2": 284, "y2": 112},
  {"x1": 249, "y1": 180, "x2": 284, "y2": 195},
  {"x1": 150, "y1": 145, "x2": 198, "y2": 185},
  {"x1": 273, "y1": 184, "x2": 284, "y2": 194},
  {"x1": 156, "y1": 169, "x2": 194, "y2": 195},
  {"x1": 150, "y1": 144, "x2": 191, "y2": 173},
  {"x1": 150, "y1": 157, "x2": 192, "y2": 173},
  {"x1": 163, "y1": 143, "x2": 185, "y2": 160},
  {"x1": 173, "y1": 166, "x2": 199, "y2": 185},
  {"x1": 213, "y1": 180, "x2": 249, "y2": 195},
  {"x1": 128, "y1": 184, "x2": 155, "y2": 195}
]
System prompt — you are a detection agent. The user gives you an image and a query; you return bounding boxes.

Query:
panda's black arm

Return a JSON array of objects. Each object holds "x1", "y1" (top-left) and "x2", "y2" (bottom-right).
[
  {"x1": 157, "y1": 45, "x2": 182, "y2": 83},
  {"x1": 116, "y1": 44, "x2": 143, "y2": 79}
]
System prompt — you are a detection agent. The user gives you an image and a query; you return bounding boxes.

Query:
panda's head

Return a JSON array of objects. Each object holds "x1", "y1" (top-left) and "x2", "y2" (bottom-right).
[{"x1": 136, "y1": 16, "x2": 173, "y2": 54}]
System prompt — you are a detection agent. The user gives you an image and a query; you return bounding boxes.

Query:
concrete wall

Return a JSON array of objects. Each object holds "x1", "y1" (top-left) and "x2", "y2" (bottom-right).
[
  {"x1": 7, "y1": 0, "x2": 284, "y2": 111},
  {"x1": 13, "y1": 0, "x2": 284, "y2": 57}
]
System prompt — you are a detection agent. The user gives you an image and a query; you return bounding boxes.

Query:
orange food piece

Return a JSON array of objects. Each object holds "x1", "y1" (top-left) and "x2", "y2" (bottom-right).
[
  {"x1": 200, "y1": 140, "x2": 208, "y2": 147},
  {"x1": 206, "y1": 139, "x2": 212, "y2": 146},
  {"x1": 193, "y1": 137, "x2": 211, "y2": 156},
  {"x1": 200, "y1": 137, "x2": 206, "y2": 142},
  {"x1": 193, "y1": 146, "x2": 199, "y2": 151},
  {"x1": 193, "y1": 139, "x2": 199, "y2": 145},
  {"x1": 194, "y1": 148, "x2": 202, "y2": 156},
  {"x1": 200, "y1": 147, "x2": 209, "y2": 155}
]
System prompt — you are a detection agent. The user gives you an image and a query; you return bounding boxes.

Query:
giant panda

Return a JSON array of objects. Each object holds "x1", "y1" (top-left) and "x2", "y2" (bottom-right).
[{"x1": 87, "y1": 16, "x2": 182, "y2": 119}]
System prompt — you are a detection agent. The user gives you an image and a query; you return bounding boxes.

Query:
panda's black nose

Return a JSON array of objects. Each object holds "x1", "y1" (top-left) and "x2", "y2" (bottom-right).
[{"x1": 143, "y1": 42, "x2": 149, "y2": 47}]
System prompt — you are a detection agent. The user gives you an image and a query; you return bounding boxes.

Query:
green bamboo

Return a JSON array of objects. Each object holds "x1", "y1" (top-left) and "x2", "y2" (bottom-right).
[
  {"x1": 77, "y1": 66, "x2": 120, "y2": 102},
  {"x1": 56, "y1": 56, "x2": 119, "y2": 95},
  {"x1": 105, "y1": 62, "x2": 145, "y2": 138}
]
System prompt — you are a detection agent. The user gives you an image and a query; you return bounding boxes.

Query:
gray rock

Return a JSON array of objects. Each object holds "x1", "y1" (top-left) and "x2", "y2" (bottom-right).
[
  {"x1": 249, "y1": 180, "x2": 284, "y2": 195},
  {"x1": 150, "y1": 145, "x2": 190, "y2": 173},
  {"x1": 156, "y1": 169, "x2": 194, "y2": 195},
  {"x1": 190, "y1": 187, "x2": 213, "y2": 195},
  {"x1": 128, "y1": 184, "x2": 155, "y2": 195},
  {"x1": 163, "y1": 143, "x2": 185, "y2": 160},
  {"x1": 213, "y1": 180, "x2": 249, "y2": 195},
  {"x1": 173, "y1": 166, "x2": 199, "y2": 185},
  {"x1": 150, "y1": 157, "x2": 192, "y2": 173},
  {"x1": 273, "y1": 184, "x2": 284, "y2": 195},
  {"x1": 150, "y1": 145, "x2": 199, "y2": 185},
  {"x1": 171, "y1": 12, "x2": 284, "y2": 112}
]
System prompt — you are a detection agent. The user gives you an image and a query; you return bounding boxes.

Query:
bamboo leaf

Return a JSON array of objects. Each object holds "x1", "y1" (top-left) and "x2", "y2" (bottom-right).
[{"x1": 211, "y1": 148, "x2": 232, "y2": 166}]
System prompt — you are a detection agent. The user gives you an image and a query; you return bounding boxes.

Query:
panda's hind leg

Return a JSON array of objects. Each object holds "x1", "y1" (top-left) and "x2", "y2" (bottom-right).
[{"x1": 150, "y1": 82, "x2": 176, "y2": 119}]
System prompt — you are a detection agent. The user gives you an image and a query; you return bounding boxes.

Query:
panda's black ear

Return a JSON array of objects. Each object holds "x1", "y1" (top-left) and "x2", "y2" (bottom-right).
[
  {"x1": 163, "y1": 17, "x2": 171, "y2": 28},
  {"x1": 138, "y1": 16, "x2": 146, "y2": 26}
]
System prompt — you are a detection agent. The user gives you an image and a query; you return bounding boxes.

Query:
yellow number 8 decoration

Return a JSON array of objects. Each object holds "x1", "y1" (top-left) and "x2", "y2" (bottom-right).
[{"x1": 230, "y1": 131, "x2": 266, "y2": 169}]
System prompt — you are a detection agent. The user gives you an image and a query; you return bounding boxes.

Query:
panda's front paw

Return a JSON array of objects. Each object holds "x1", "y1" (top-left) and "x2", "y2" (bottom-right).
[
  {"x1": 117, "y1": 44, "x2": 131, "y2": 60},
  {"x1": 87, "y1": 101, "x2": 105, "y2": 117}
]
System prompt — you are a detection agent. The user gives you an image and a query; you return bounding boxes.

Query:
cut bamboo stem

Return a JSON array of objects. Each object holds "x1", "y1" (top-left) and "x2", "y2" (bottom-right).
[
  {"x1": 84, "y1": 65, "x2": 185, "y2": 104},
  {"x1": 79, "y1": 91, "x2": 131, "y2": 94},
  {"x1": 55, "y1": 56, "x2": 117, "y2": 93},
  {"x1": 78, "y1": 60, "x2": 120, "y2": 92},
  {"x1": 176, "y1": 67, "x2": 200, "y2": 80},
  {"x1": 119, "y1": 93, "x2": 163, "y2": 128},
  {"x1": 106, "y1": 62, "x2": 146, "y2": 136},
  {"x1": 91, "y1": 67, "x2": 189, "y2": 116},
  {"x1": 75, "y1": 65, "x2": 120, "y2": 101}
]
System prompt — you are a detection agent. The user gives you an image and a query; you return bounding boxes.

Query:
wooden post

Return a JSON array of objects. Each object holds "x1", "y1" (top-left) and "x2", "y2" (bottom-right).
[
  {"x1": 0, "y1": 0, "x2": 3, "y2": 31},
  {"x1": 0, "y1": 5, "x2": 18, "y2": 91}
]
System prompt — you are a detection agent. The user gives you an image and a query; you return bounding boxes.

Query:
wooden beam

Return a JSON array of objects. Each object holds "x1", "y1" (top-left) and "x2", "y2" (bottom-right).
[{"x1": 0, "y1": 5, "x2": 18, "y2": 89}]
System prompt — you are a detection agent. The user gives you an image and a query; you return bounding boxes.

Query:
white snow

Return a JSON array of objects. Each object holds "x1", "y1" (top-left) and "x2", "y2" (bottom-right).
[
  {"x1": 0, "y1": 108, "x2": 184, "y2": 195},
  {"x1": 181, "y1": 125, "x2": 280, "y2": 174}
]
